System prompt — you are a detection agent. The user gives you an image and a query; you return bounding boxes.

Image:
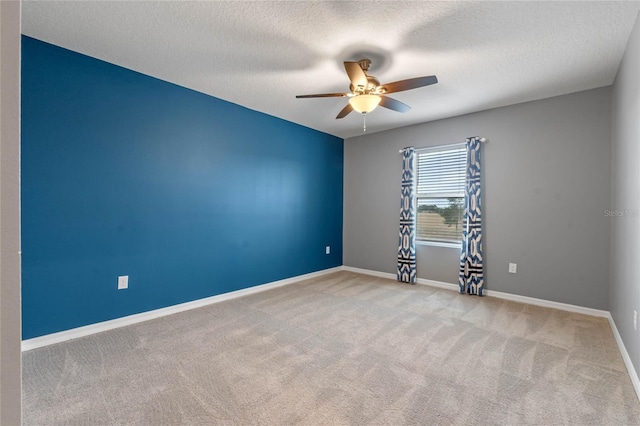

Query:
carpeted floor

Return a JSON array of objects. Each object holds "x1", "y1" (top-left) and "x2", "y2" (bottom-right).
[{"x1": 23, "y1": 271, "x2": 640, "y2": 425}]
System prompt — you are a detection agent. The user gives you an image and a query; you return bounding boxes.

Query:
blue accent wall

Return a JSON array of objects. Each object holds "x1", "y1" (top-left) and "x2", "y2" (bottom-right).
[{"x1": 21, "y1": 36, "x2": 344, "y2": 339}]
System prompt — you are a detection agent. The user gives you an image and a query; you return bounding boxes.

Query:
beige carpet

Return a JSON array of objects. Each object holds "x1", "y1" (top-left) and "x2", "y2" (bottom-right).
[{"x1": 23, "y1": 271, "x2": 640, "y2": 425}]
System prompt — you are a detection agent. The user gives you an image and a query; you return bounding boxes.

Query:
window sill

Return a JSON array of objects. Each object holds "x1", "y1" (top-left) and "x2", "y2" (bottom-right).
[{"x1": 416, "y1": 240, "x2": 461, "y2": 249}]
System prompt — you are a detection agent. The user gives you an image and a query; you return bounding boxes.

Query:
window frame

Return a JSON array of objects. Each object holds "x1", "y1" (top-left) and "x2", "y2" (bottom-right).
[{"x1": 415, "y1": 143, "x2": 466, "y2": 247}]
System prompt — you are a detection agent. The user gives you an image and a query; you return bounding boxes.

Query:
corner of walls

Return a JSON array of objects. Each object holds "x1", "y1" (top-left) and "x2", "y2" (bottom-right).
[
  {"x1": 610, "y1": 10, "x2": 640, "y2": 387},
  {"x1": 21, "y1": 36, "x2": 344, "y2": 339},
  {"x1": 0, "y1": 1, "x2": 23, "y2": 424}
]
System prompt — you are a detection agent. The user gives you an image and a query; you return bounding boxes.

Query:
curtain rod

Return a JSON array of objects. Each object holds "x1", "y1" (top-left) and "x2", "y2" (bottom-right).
[{"x1": 398, "y1": 137, "x2": 487, "y2": 153}]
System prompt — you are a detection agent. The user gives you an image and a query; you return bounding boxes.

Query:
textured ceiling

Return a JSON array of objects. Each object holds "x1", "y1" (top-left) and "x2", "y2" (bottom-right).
[{"x1": 22, "y1": 1, "x2": 640, "y2": 139}]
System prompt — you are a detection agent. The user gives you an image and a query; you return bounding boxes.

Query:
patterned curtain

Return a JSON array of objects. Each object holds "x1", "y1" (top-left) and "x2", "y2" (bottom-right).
[
  {"x1": 459, "y1": 137, "x2": 484, "y2": 295},
  {"x1": 397, "y1": 147, "x2": 417, "y2": 284}
]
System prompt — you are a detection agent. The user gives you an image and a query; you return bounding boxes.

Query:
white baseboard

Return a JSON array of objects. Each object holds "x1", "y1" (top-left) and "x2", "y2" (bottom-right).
[
  {"x1": 341, "y1": 265, "x2": 396, "y2": 280},
  {"x1": 21, "y1": 266, "x2": 342, "y2": 351},
  {"x1": 482, "y1": 288, "x2": 609, "y2": 318},
  {"x1": 340, "y1": 266, "x2": 456, "y2": 293},
  {"x1": 417, "y1": 277, "x2": 459, "y2": 292},
  {"x1": 607, "y1": 313, "x2": 640, "y2": 402},
  {"x1": 342, "y1": 265, "x2": 608, "y2": 317}
]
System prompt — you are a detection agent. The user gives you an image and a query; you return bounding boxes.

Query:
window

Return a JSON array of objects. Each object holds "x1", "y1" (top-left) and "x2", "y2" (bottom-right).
[{"x1": 416, "y1": 144, "x2": 466, "y2": 244}]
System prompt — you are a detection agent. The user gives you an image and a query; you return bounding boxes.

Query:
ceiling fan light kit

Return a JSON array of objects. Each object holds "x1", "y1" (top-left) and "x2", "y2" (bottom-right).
[
  {"x1": 296, "y1": 58, "x2": 438, "y2": 131},
  {"x1": 349, "y1": 94, "x2": 381, "y2": 114}
]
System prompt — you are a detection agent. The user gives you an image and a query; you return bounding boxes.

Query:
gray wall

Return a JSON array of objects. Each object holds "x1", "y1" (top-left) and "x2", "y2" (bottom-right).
[
  {"x1": 611, "y1": 11, "x2": 640, "y2": 380},
  {"x1": 344, "y1": 87, "x2": 612, "y2": 310},
  {"x1": 0, "y1": 1, "x2": 22, "y2": 424}
]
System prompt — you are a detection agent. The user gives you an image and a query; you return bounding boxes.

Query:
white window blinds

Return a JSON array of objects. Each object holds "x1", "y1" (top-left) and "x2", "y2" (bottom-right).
[{"x1": 416, "y1": 144, "x2": 466, "y2": 243}]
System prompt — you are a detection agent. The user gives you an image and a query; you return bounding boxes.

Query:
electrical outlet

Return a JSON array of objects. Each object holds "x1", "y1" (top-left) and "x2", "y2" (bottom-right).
[
  {"x1": 508, "y1": 263, "x2": 517, "y2": 274},
  {"x1": 118, "y1": 275, "x2": 129, "y2": 290},
  {"x1": 634, "y1": 310, "x2": 637, "y2": 331},
  {"x1": 325, "y1": 246, "x2": 331, "y2": 255}
]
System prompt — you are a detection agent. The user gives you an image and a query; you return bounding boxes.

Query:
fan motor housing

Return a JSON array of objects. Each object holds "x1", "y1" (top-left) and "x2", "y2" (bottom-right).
[
  {"x1": 367, "y1": 76, "x2": 381, "y2": 93},
  {"x1": 350, "y1": 76, "x2": 381, "y2": 95}
]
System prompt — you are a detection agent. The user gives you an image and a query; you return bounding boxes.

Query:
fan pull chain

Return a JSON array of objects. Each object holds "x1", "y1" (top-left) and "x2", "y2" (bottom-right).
[{"x1": 363, "y1": 113, "x2": 367, "y2": 132}]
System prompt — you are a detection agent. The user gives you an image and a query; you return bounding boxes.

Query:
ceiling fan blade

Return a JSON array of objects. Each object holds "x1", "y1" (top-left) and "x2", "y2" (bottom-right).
[
  {"x1": 296, "y1": 93, "x2": 349, "y2": 99},
  {"x1": 336, "y1": 103, "x2": 353, "y2": 119},
  {"x1": 344, "y1": 61, "x2": 368, "y2": 90},
  {"x1": 379, "y1": 96, "x2": 411, "y2": 113},
  {"x1": 382, "y1": 75, "x2": 438, "y2": 94}
]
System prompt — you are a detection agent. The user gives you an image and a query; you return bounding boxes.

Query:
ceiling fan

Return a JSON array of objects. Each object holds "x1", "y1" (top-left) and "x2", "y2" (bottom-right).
[{"x1": 296, "y1": 58, "x2": 438, "y2": 120}]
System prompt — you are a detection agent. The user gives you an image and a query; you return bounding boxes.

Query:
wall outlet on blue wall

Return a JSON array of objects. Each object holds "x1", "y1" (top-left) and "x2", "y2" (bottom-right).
[
  {"x1": 118, "y1": 276, "x2": 129, "y2": 290},
  {"x1": 325, "y1": 246, "x2": 331, "y2": 255}
]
